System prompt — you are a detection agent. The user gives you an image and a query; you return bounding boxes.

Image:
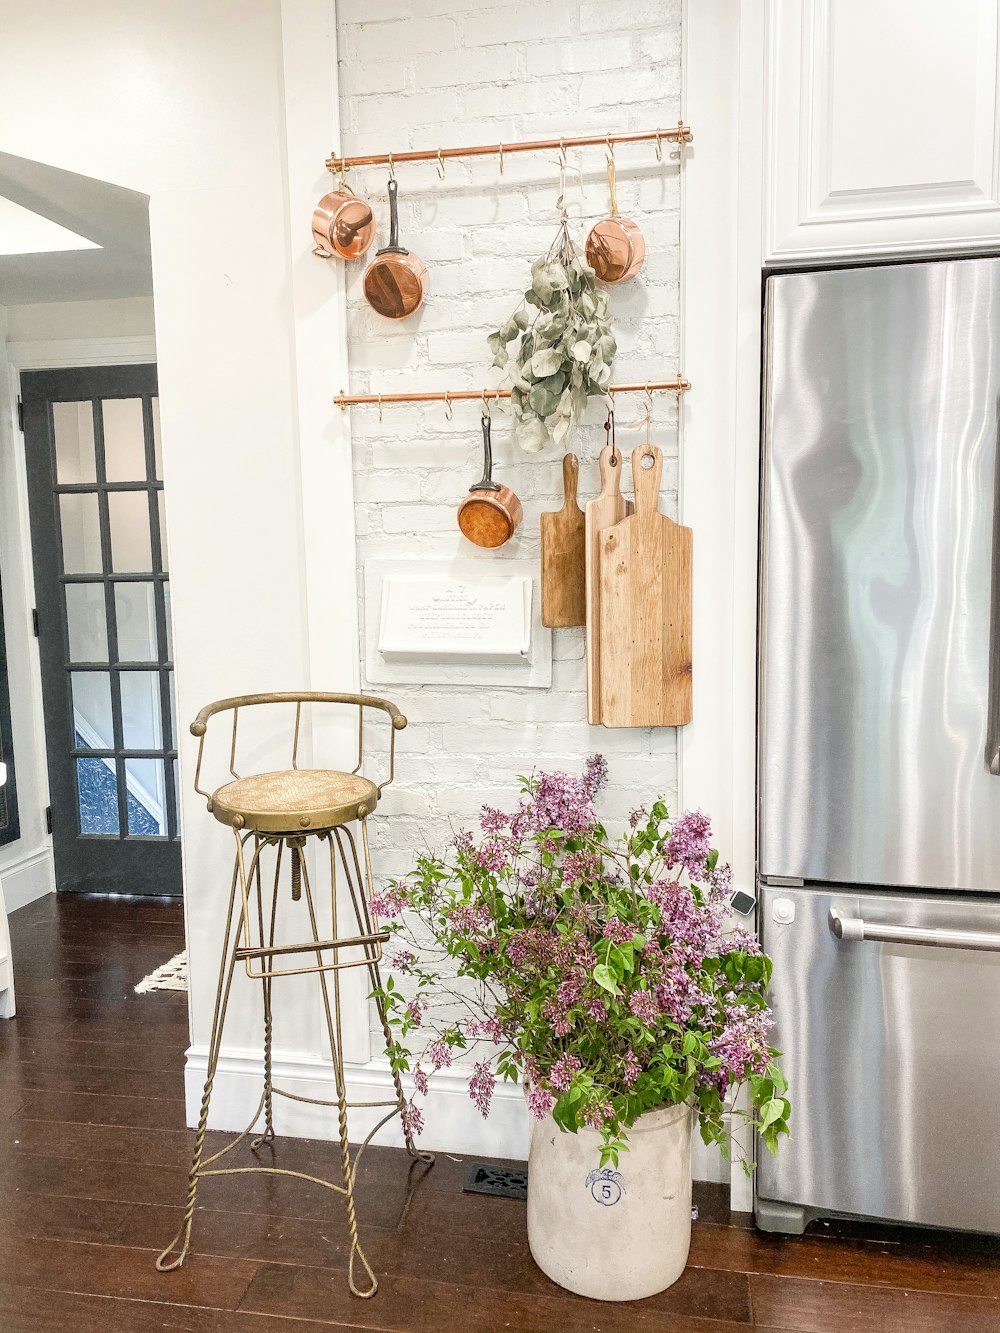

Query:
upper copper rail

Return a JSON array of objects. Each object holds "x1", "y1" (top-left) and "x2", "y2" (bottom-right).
[
  {"x1": 327, "y1": 124, "x2": 692, "y2": 175},
  {"x1": 334, "y1": 379, "x2": 690, "y2": 409}
]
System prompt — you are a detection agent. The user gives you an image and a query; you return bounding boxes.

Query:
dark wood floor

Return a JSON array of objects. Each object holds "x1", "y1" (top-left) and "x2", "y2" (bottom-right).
[{"x1": 0, "y1": 894, "x2": 997, "y2": 1331}]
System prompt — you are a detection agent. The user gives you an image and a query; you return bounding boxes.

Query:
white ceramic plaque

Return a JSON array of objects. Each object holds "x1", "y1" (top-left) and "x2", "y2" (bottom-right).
[{"x1": 378, "y1": 572, "x2": 531, "y2": 663}]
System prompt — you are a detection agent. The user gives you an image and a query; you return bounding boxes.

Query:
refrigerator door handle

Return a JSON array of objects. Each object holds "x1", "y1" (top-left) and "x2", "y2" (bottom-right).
[
  {"x1": 829, "y1": 909, "x2": 1000, "y2": 953},
  {"x1": 987, "y1": 411, "x2": 1000, "y2": 775}
]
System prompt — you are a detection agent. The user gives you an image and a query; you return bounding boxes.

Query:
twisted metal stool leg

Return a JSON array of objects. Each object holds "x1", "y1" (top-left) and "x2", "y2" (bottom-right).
[
  {"x1": 156, "y1": 848, "x2": 243, "y2": 1272},
  {"x1": 252, "y1": 838, "x2": 279, "y2": 1152}
]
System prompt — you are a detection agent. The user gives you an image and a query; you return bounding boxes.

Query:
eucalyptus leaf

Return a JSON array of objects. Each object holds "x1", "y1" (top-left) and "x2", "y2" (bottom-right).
[
  {"x1": 531, "y1": 347, "x2": 563, "y2": 378},
  {"x1": 487, "y1": 217, "x2": 618, "y2": 453},
  {"x1": 531, "y1": 271, "x2": 554, "y2": 305},
  {"x1": 528, "y1": 384, "x2": 559, "y2": 415},
  {"x1": 516, "y1": 416, "x2": 549, "y2": 453}
]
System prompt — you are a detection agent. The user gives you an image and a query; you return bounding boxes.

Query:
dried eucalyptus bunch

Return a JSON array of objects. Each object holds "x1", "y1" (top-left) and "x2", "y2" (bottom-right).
[{"x1": 488, "y1": 214, "x2": 617, "y2": 453}]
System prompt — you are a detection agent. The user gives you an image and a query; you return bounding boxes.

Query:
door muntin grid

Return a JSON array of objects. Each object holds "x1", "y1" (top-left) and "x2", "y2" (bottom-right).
[{"x1": 53, "y1": 392, "x2": 178, "y2": 841}]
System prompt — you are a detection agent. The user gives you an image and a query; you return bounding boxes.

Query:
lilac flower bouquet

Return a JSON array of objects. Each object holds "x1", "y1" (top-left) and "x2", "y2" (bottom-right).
[{"x1": 372, "y1": 757, "x2": 790, "y2": 1168}]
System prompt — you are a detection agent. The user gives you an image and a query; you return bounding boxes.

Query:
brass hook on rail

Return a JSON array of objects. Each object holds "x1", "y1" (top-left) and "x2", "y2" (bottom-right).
[
  {"x1": 498, "y1": 142, "x2": 505, "y2": 176},
  {"x1": 444, "y1": 391, "x2": 453, "y2": 422},
  {"x1": 654, "y1": 130, "x2": 663, "y2": 163},
  {"x1": 387, "y1": 153, "x2": 396, "y2": 183},
  {"x1": 436, "y1": 148, "x2": 446, "y2": 180}
]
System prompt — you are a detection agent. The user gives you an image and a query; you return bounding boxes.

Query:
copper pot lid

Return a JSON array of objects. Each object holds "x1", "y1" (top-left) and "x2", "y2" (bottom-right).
[
  {"x1": 585, "y1": 156, "x2": 646, "y2": 284},
  {"x1": 312, "y1": 188, "x2": 376, "y2": 260}
]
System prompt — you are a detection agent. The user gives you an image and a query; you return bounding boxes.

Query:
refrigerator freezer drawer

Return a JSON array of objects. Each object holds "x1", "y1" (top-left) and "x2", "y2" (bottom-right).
[{"x1": 756, "y1": 884, "x2": 1000, "y2": 1234}]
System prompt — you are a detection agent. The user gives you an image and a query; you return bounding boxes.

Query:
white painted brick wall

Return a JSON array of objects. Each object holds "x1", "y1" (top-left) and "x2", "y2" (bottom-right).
[{"x1": 334, "y1": 0, "x2": 683, "y2": 1045}]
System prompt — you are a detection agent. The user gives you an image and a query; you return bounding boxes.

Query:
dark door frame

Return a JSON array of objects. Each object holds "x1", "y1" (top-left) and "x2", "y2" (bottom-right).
[{"x1": 22, "y1": 363, "x2": 181, "y2": 897}]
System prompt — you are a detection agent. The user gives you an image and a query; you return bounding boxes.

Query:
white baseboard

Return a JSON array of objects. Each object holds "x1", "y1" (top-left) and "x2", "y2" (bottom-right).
[
  {"x1": 185, "y1": 1045, "x2": 728, "y2": 1182},
  {"x1": 0, "y1": 847, "x2": 55, "y2": 913}
]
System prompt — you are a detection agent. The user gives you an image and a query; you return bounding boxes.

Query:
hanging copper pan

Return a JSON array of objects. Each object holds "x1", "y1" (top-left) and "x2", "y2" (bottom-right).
[
  {"x1": 458, "y1": 412, "x2": 522, "y2": 548},
  {"x1": 363, "y1": 178, "x2": 428, "y2": 319},
  {"x1": 311, "y1": 184, "x2": 376, "y2": 260},
  {"x1": 585, "y1": 156, "x2": 645, "y2": 284}
]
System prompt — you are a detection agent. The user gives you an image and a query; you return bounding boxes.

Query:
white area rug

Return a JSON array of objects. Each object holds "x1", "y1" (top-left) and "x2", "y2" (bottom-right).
[{"x1": 135, "y1": 950, "x2": 188, "y2": 994}]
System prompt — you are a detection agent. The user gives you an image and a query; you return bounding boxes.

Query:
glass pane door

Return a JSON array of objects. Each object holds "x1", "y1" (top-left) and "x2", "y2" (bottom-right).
[{"x1": 22, "y1": 365, "x2": 181, "y2": 896}]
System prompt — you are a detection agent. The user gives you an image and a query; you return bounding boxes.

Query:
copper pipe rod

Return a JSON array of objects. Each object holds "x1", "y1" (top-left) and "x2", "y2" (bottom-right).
[
  {"x1": 327, "y1": 124, "x2": 692, "y2": 174},
  {"x1": 333, "y1": 379, "x2": 690, "y2": 409}
]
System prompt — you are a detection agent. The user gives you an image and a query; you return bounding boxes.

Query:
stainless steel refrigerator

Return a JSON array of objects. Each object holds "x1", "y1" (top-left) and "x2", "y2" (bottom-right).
[{"x1": 756, "y1": 256, "x2": 1000, "y2": 1235}]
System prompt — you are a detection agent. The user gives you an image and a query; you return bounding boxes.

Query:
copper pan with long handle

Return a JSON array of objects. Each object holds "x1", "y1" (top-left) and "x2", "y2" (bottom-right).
[
  {"x1": 458, "y1": 412, "x2": 522, "y2": 548},
  {"x1": 363, "y1": 178, "x2": 428, "y2": 319}
]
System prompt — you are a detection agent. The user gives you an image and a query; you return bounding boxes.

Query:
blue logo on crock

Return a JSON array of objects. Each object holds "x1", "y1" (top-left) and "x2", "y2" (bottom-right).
[{"x1": 586, "y1": 1167, "x2": 625, "y2": 1206}]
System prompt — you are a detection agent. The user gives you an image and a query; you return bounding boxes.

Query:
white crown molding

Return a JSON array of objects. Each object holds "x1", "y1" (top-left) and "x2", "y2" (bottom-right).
[{"x1": 6, "y1": 335, "x2": 156, "y2": 370}]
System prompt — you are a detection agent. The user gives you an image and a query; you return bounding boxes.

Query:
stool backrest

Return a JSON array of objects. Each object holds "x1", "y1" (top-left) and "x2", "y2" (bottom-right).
[{"x1": 190, "y1": 692, "x2": 406, "y2": 801}]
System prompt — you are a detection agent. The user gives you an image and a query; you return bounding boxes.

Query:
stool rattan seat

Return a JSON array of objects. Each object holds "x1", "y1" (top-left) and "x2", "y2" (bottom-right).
[
  {"x1": 155, "y1": 692, "x2": 431, "y2": 1299},
  {"x1": 211, "y1": 769, "x2": 379, "y2": 832}
]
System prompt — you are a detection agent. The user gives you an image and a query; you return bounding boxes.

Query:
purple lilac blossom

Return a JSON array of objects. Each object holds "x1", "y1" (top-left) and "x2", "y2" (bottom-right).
[
  {"x1": 402, "y1": 1102, "x2": 424, "y2": 1137},
  {"x1": 469, "y1": 1061, "x2": 496, "y2": 1117},
  {"x1": 664, "y1": 809, "x2": 713, "y2": 876},
  {"x1": 526, "y1": 1084, "x2": 556, "y2": 1119},
  {"x1": 549, "y1": 1054, "x2": 582, "y2": 1091},
  {"x1": 369, "y1": 883, "x2": 407, "y2": 918}
]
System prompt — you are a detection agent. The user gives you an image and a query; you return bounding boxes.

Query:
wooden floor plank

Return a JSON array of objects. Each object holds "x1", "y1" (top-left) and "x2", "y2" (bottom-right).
[
  {"x1": 238, "y1": 1262, "x2": 754, "y2": 1333},
  {"x1": 0, "y1": 1236, "x2": 258, "y2": 1314},
  {"x1": 0, "y1": 1284, "x2": 377, "y2": 1333},
  {"x1": 750, "y1": 1271, "x2": 1000, "y2": 1333}
]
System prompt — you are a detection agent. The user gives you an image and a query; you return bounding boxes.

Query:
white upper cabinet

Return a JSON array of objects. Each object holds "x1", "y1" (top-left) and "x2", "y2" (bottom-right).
[{"x1": 765, "y1": 0, "x2": 1000, "y2": 263}]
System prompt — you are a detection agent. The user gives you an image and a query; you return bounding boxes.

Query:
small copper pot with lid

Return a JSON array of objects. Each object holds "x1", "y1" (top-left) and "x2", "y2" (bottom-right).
[
  {"x1": 312, "y1": 181, "x2": 377, "y2": 261},
  {"x1": 458, "y1": 412, "x2": 522, "y2": 548},
  {"x1": 585, "y1": 155, "x2": 645, "y2": 284},
  {"x1": 363, "y1": 178, "x2": 428, "y2": 319}
]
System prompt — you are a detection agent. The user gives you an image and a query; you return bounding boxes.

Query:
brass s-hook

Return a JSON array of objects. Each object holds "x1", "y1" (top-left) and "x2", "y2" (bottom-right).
[{"x1": 604, "y1": 401, "x2": 617, "y2": 466}]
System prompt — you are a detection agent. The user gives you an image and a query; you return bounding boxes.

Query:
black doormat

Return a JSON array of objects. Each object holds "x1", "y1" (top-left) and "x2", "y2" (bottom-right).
[{"x1": 463, "y1": 1162, "x2": 528, "y2": 1200}]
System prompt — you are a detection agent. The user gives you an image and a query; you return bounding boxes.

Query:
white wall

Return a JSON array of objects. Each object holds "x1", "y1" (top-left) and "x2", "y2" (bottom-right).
[
  {"x1": 340, "y1": 0, "x2": 683, "y2": 872},
  {"x1": 0, "y1": 307, "x2": 53, "y2": 910},
  {"x1": 0, "y1": 0, "x2": 742, "y2": 1183},
  {"x1": 6, "y1": 297, "x2": 155, "y2": 342},
  {"x1": 0, "y1": 0, "x2": 355, "y2": 1096},
  {"x1": 333, "y1": 0, "x2": 732, "y2": 1178}
]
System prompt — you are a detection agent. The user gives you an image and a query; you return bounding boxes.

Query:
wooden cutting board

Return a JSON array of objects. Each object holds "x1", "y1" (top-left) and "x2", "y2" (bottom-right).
[
  {"x1": 585, "y1": 444, "x2": 633, "y2": 723},
  {"x1": 598, "y1": 444, "x2": 692, "y2": 728},
  {"x1": 540, "y1": 453, "x2": 586, "y2": 628}
]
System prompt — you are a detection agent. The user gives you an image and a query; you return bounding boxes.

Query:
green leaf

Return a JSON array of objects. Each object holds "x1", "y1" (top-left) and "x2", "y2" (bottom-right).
[
  {"x1": 592, "y1": 962, "x2": 620, "y2": 996},
  {"x1": 759, "y1": 1097, "x2": 785, "y2": 1131}
]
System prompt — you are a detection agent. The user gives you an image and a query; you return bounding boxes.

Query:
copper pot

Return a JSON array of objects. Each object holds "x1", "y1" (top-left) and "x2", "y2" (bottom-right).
[
  {"x1": 311, "y1": 186, "x2": 376, "y2": 260},
  {"x1": 363, "y1": 178, "x2": 428, "y2": 320},
  {"x1": 458, "y1": 413, "x2": 522, "y2": 548},
  {"x1": 585, "y1": 157, "x2": 645, "y2": 284}
]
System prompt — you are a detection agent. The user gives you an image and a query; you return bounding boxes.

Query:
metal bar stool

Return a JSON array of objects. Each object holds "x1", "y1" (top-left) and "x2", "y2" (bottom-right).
[{"x1": 156, "y1": 692, "x2": 432, "y2": 1297}]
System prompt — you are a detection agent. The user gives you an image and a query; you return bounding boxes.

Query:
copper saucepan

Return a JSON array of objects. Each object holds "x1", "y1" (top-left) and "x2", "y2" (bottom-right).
[
  {"x1": 311, "y1": 184, "x2": 376, "y2": 260},
  {"x1": 458, "y1": 412, "x2": 522, "y2": 548},
  {"x1": 363, "y1": 178, "x2": 428, "y2": 319},
  {"x1": 585, "y1": 156, "x2": 645, "y2": 284}
]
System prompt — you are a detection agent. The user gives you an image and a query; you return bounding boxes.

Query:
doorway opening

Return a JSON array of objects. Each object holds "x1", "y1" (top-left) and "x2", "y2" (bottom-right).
[{"x1": 0, "y1": 153, "x2": 180, "y2": 901}]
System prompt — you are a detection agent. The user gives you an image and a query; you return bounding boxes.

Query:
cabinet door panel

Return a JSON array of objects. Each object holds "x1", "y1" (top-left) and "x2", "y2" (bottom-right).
[{"x1": 766, "y1": 0, "x2": 1000, "y2": 263}]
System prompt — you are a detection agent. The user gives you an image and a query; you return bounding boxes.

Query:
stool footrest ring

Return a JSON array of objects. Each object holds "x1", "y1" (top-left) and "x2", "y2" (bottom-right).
[{"x1": 235, "y1": 929, "x2": 388, "y2": 962}]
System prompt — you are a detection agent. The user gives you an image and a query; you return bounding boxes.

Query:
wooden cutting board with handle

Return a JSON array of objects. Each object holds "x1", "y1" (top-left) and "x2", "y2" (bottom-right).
[
  {"x1": 585, "y1": 444, "x2": 633, "y2": 723},
  {"x1": 598, "y1": 443, "x2": 692, "y2": 728},
  {"x1": 540, "y1": 453, "x2": 586, "y2": 628}
]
